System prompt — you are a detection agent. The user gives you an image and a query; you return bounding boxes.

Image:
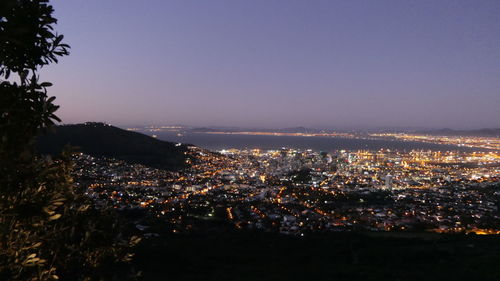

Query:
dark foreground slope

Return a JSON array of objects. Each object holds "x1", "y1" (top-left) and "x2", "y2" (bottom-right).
[
  {"x1": 37, "y1": 123, "x2": 189, "y2": 170},
  {"x1": 134, "y1": 230, "x2": 500, "y2": 281}
]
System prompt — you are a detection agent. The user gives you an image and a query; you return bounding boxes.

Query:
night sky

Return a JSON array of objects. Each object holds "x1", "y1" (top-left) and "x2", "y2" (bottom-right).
[{"x1": 45, "y1": 0, "x2": 500, "y2": 129}]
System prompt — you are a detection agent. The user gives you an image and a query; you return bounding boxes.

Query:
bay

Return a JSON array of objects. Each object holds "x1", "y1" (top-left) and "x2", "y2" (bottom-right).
[{"x1": 147, "y1": 132, "x2": 481, "y2": 152}]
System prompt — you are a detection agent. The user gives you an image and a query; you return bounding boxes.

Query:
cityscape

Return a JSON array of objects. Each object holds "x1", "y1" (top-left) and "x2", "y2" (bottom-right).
[{"x1": 75, "y1": 138, "x2": 500, "y2": 237}]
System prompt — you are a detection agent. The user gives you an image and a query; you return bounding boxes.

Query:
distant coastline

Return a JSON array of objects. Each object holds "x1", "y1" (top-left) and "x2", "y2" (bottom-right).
[
  {"x1": 128, "y1": 125, "x2": 499, "y2": 152},
  {"x1": 147, "y1": 131, "x2": 489, "y2": 152}
]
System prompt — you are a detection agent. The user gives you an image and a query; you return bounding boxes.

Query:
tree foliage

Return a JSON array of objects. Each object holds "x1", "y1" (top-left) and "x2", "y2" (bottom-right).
[
  {"x1": 0, "y1": 1, "x2": 138, "y2": 280},
  {"x1": 0, "y1": 0, "x2": 69, "y2": 79}
]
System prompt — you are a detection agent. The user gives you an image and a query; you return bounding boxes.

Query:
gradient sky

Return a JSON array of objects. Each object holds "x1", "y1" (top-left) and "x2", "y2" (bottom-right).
[{"x1": 44, "y1": 0, "x2": 500, "y2": 129}]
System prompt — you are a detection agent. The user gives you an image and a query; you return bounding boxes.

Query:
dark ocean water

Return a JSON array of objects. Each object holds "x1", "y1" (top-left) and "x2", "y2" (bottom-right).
[{"x1": 148, "y1": 132, "x2": 480, "y2": 152}]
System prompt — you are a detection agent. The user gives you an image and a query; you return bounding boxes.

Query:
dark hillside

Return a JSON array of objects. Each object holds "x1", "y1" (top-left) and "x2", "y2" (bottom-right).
[
  {"x1": 134, "y1": 229, "x2": 500, "y2": 281},
  {"x1": 37, "y1": 123, "x2": 190, "y2": 170}
]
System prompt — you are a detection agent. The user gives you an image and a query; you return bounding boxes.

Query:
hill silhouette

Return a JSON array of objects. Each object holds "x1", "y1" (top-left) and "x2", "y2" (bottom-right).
[
  {"x1": 419, "y1": 128, "x2": 500, "y2": 137},
  {"x1": 37, "y1": 122, "x2": 190, "y2": 170}
]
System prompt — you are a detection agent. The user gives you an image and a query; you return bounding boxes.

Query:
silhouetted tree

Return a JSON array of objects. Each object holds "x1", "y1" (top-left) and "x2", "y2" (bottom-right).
[{"x1": 0, "y1": 1, "x2": 139, "y2": 280}]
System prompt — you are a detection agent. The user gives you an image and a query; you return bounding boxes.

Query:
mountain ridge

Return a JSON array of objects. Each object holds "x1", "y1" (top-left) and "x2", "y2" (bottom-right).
[{"x1": 36, "y1": 122, "x2": 191, "y2": 171}]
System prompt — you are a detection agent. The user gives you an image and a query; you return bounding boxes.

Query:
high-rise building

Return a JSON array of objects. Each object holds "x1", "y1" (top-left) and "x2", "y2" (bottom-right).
[{"x1": 385, "y1": 174, "x2": 393, "y2": 189}]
